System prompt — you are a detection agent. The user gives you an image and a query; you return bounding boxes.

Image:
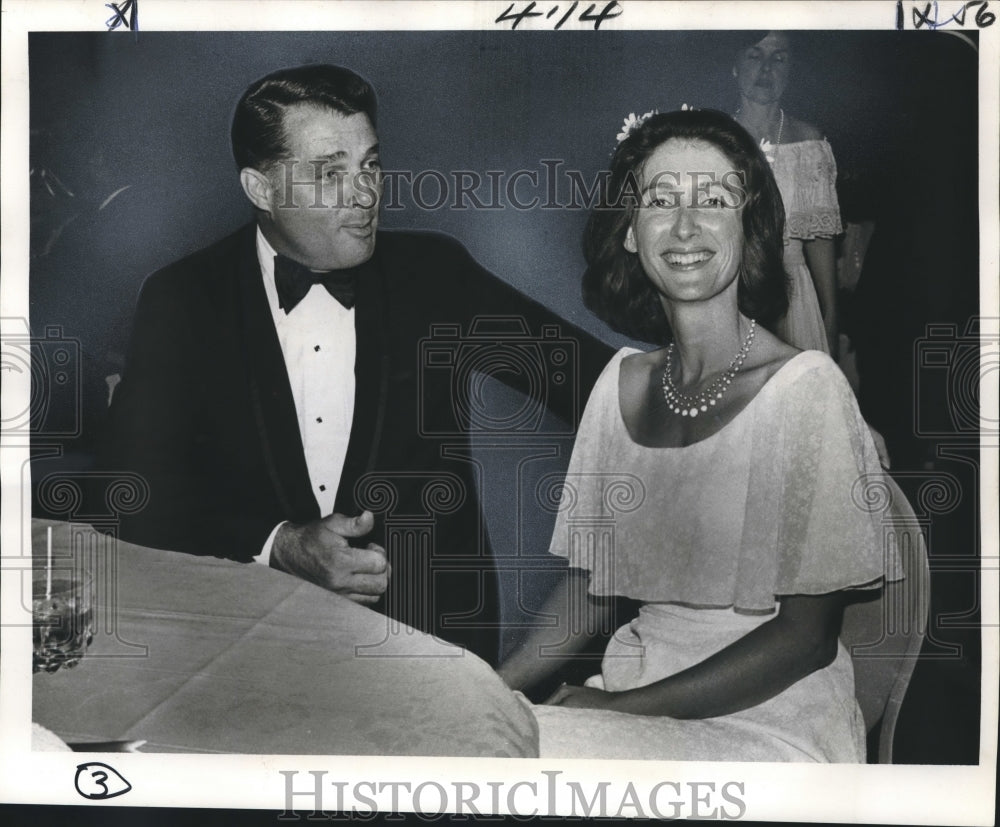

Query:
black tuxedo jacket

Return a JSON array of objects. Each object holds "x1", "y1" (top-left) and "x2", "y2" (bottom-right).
[{"x1": 102, "y1": 223, "x2": 613, "y2": 662}]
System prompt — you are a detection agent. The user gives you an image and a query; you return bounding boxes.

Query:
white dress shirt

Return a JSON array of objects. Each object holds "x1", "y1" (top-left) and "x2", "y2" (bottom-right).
[{"x1": 253, "y1": 228, "x2": 356, "y2": 564}]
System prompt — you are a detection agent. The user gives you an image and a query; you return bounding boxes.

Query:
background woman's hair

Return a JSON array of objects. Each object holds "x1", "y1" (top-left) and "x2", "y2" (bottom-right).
[
  {"x1": 581, "y1": 108, "x2": 789, "y2": 344},
  {"x1": 730, "y1": 30, "x2": 787, "y2": 57},
  {"x1": 231, "y1": 64, "x2": 378, "y2": 171}
]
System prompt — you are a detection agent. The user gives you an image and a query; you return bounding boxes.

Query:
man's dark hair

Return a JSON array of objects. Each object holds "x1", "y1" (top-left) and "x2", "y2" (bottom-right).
[
  {"x1": 581, "y1": 108, "x2": 789, "y2": 345},
  {"x1": 231, "y1": 64, "x2": 378, "y2": 171}
]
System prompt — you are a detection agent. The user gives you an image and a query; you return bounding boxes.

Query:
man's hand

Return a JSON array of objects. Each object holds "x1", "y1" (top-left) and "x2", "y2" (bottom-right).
[{"x1": 271, "y1": 511, "x2": 389, "y2": 604}]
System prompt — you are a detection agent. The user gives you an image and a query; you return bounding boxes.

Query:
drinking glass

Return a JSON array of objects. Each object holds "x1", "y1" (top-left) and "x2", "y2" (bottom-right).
[{"x1": 32, "y1": 566, "x2": 93, "y2": 674}]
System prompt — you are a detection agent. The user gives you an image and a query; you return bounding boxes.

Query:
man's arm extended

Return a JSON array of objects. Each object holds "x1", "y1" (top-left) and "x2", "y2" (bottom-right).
[{"x1": 445, "y1": 239, "x2": 617, "y2": 423}]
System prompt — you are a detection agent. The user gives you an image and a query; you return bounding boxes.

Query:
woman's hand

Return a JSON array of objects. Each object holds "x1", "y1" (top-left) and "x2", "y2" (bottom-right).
[
  {"x1": 497, "y1": 570, "x2": 613, "y2": 693},
  {"x1": 544, "y1": 683, "x2": 623, "y2": 711}
]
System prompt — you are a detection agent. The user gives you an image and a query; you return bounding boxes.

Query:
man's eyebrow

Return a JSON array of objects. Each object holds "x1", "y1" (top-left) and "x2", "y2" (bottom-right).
[
  {"x1": 310, "y1": 143, "x2": 380, "y2": 163},
  {"x1": 312, "y1": 151, "x2": 348, "y2": 162}
]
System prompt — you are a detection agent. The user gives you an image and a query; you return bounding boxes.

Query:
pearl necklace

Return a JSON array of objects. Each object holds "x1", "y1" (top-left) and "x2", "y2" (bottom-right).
[
  {"x1": 661, "y1": 319, "x2": 757, "y2": 417},
  {"x1": 760, "y1": 108, "x2": 784, "y2": 163}
]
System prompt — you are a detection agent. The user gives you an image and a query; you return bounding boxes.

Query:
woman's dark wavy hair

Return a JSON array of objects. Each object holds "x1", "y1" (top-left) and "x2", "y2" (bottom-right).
[
  {"x1": 582, "y1": 109, "x2": 788, "y2": 345},
  {"x1": 231, "y1": 64, "x2": 377, "y2": 172}
]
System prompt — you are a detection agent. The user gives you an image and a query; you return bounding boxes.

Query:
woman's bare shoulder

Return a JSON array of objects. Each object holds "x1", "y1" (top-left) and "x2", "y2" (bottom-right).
[
  {"x1": 747, "y1": 327, "x2": 802, "y2": 382},
  {"x1": 619, "y1": 348, "x2": 665, "y2": 415},
  {"x1": 783, "y1": 114, "x2": 824, "y2": 143},
  {"x1": 620, "y1": 348, "x2": 662, "y2": 372}
]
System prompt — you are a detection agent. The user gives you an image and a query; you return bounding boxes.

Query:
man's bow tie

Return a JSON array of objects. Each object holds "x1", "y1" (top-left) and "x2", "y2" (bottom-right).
[{"x1": 274, "y1": 254, "x2": 358, "y2": 313}]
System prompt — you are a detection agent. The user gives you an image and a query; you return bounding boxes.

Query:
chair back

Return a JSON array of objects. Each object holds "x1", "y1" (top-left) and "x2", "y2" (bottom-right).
[{"x1": 841, "y1": 475, "x2": 930, "y2": 763}]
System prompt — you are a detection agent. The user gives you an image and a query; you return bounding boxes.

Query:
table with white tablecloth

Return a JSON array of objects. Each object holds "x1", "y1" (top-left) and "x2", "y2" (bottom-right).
[{"x1": 31, "y1": 520, "x2": 537, "y2": 757}]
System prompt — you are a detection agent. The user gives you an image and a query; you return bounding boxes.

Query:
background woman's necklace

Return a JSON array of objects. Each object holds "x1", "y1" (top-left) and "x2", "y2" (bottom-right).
[
  {"x1": 736, "y1": 107, "x2": 784, "y2": 165},
  {"x1": 661, "y1": 319, "x2": 757, "y2": 417},
  {"x1": 759, "y1": 108, "x2": 784, "y2": 165}
]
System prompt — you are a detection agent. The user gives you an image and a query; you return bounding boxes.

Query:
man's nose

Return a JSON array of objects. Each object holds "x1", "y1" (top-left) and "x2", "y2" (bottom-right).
[{"x1": 342, "y1": 171, "x2": 381, "y2": 210}]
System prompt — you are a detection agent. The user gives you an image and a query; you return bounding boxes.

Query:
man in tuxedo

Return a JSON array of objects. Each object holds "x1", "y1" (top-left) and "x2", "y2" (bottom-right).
[{"x1": 101, "y1": 64, "x2": 611, "y2": 665}]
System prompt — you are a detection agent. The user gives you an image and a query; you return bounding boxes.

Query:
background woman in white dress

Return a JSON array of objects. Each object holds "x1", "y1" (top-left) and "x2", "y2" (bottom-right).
[
  {"x1": 732, "y1": 31, "x2": 842, "y2": 357},
  {"x1": 498, "y1": 109, "x2": 906, "y2": 762}
]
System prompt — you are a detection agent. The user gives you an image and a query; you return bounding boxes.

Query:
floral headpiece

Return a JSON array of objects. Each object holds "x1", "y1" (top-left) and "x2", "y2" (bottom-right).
[
  {"x1": 615, "y1": 110, "x2": 657, "y2": 145},
  {"x1": 614, "y1": 104, "x2": 697, "y2": 146}
]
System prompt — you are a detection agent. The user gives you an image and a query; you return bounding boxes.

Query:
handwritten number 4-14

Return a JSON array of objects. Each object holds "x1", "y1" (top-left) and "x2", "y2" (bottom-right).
[{"x1": 496, "y1": 1, "x2": 623, "y2": 30}]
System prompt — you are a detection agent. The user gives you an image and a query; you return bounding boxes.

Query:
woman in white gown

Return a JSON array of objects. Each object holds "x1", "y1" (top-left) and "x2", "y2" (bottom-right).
[
  {"x1": 732, "y1": 31, "x2": 842, "y2": 357},
  {"x1": 498, "y1": 109, "x2": 910, "y2": 762}
]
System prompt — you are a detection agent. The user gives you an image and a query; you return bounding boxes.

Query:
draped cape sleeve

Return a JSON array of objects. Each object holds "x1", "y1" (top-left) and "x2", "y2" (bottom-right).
[{"x1": 547, "y1": 349, "x2": 906, "y2": 613}]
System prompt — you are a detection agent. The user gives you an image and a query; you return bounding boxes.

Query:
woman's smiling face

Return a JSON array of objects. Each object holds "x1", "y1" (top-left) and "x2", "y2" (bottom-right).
[{"x1": 625, "y1": 138, "x2": 745, "y2": 310}]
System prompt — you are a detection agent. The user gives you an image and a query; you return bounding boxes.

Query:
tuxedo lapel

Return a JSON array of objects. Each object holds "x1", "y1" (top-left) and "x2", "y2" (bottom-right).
[
  {"x1": 235, "y1": 228, "x2": 319, "y2": 521},
  {"x1": 334, "y1": 250, "x2": 389, "y2": 514}
]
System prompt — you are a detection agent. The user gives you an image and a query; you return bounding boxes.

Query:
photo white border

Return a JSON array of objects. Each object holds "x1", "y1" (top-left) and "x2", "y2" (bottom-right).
[{"x1": 1, "y1": 1, "x2": 997, "y2": 822}]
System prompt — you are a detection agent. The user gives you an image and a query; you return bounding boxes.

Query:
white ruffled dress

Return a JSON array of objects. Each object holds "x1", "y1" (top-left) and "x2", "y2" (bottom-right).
[{"x1": 530, "y1": 349, "x2": 906, "y2": 762}]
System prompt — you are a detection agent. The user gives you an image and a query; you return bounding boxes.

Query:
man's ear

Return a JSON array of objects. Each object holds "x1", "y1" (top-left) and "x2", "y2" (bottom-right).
[
  {"x1": 624, "y1": 224, "x2": 637, "y2": 254},
  {"x1": 240, "y1": 167, "x2": 273, "y2": 213}
]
